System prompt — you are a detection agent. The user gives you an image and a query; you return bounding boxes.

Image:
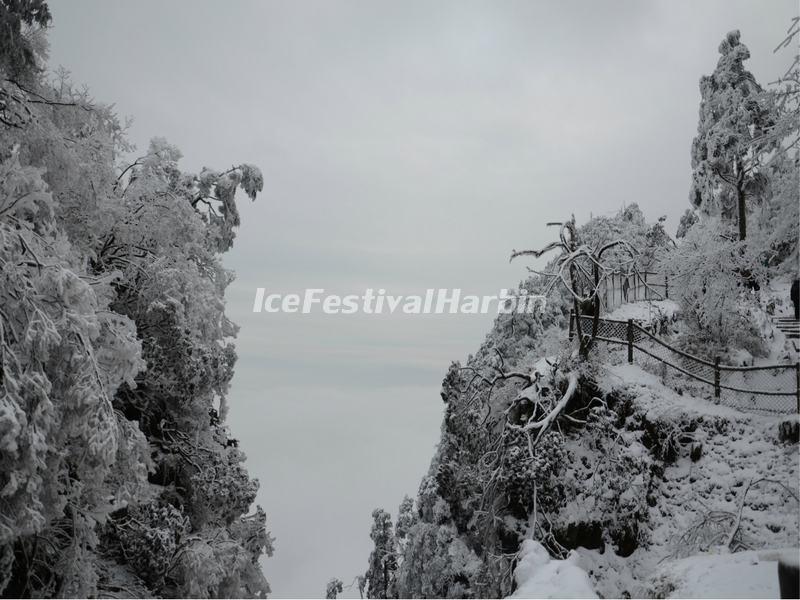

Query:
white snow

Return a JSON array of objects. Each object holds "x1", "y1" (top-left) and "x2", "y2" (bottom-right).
[
  {"x1": 589, "y1": 360, "x2": 799, "y2": 598},
  {"x1": 761, "y1": 277, "x2": 799, "y2": 363},
  {"x1": 606, "y1": 299, "x2": 680, "y2": 324},
  {"x1": 650, "y1": 549, "x2": 794, "y2": 598},
  {"x1": 510, "y1": 540, "x2": 597, "y2": 599},
  {"x1": 599, "y1": 362, "x2": 746, "y2": 419}
]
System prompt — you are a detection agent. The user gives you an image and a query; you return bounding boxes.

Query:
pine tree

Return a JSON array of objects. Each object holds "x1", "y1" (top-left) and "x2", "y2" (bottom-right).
[
  {"x1": 364, "y1": 509, "x2": 397, "y2": 599},
  {"x1": 0, "y1": 0, "x2": 51, "y2": 78},
  {"x1": 325, "y1": 577, "x2": 343, "y2": 599},
  {"x1": 689, "y1": 30, "x2": 778, "y2": 240}
]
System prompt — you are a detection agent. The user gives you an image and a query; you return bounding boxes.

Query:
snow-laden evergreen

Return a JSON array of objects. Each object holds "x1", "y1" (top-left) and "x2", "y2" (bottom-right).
[{"x1": 0, "y1": 5, "x2": 272, "y2": 597}]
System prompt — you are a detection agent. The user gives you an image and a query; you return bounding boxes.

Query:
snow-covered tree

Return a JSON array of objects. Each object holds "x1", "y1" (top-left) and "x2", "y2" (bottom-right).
[
  {"x1": 749, "y1": 18, "x2": 800, "y2": 276},
  {"x1": 767, "y1": 17, "x2": 800, "y2": 159},
  {"x1": 325, "y1": 577, "x2": 344, "y2": 599},
  {"x1": 511, "y1": 214, "x2": 642, "y2": 356},
  {"x1": 394, "y1": 496, "x2": 416, "y2": 555},
  {"x1": 0, "y1": 7, "x2": 272, "y2": 597},
  {"x1": 0, "y1": 0, "x2": 51, "y2": 78},
  {"x1": 364, "y1": 509, "x2": 398, "y2": 599},
  {"x1": 689, "y1": 30, "x2": 778, "y2": 240},
  {"x1": 664, "y1": 220, "x2": 767, "y2": 359},
  {"x1": 752, "y1": 152, "x2": 799, "y2": 275},
  {"x1": 676, "y1": 208, "x2": 699, "y2": 238}
]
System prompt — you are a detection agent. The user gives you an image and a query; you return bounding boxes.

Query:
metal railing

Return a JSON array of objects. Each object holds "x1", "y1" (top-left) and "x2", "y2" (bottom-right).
[{"x1": 569, "y1": 311, "x2": 800, "y2": 414}]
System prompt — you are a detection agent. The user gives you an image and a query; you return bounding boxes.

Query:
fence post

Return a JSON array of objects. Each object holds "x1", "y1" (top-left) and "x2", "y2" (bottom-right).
[
  {"x1": 569, "y1": 309, "x2": 575, "y2": 341},
  {"x1": 714, "y1": 357, "x2": 721, "y2": 399},
  {"x1": 796, "y1": 362, "x2": 799, "y2": 414},
  {"x1": 627, "y1": 319, "x2": 634, "y2": 364},
  {"x1": 665, "y1": 274, "x2": 669, "y2": 300},
  {"x1": 610, "y1": 273, "x2": 615, "y2": 308}
]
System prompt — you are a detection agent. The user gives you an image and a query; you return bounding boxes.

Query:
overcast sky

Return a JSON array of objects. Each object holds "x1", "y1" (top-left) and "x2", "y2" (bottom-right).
[{"x1": 48, "y1": 1, "x2": 795, "y2": 597}]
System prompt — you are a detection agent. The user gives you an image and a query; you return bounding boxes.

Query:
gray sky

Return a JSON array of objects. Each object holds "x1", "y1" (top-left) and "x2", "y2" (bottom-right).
[{"x1": 48, "y1": 1, "x2": 795, "y2": 597}]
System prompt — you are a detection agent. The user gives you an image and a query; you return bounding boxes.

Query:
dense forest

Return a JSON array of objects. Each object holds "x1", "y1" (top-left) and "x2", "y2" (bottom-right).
[{"x1": 0, "y1": 2, "x2": 272, "y2": 597}]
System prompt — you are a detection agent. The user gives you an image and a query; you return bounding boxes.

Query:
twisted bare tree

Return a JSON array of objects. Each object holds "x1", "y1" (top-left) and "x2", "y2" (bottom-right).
[{"x1": 510, "y1": 215, "x2": 641, "y2": 356}]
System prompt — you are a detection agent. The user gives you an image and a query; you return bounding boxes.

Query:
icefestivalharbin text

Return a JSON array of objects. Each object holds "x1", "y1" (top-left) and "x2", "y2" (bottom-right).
[{"x1": 252, "y1": 288, "x2": 547, "y2": 315}]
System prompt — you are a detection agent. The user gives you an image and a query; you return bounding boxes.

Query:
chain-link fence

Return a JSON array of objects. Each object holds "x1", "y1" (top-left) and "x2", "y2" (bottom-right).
[
  {"x1": 718, "y1": 365, "x2": 798, "y2": 414},
  {"x1": 570, "y1": 312, "x2": 799, "y2": 414},
  {"x1": 570, "y1": 315, "x2": 629, "y2": 343}
]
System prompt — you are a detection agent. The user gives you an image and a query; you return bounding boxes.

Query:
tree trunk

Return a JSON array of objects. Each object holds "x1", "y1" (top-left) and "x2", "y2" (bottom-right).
[
  {"x1": 591, "y1": 263, "x2": 600, "y2": 341},
  {"x1": 737, "y1": 185, "x2": 747, "y2": 241}
]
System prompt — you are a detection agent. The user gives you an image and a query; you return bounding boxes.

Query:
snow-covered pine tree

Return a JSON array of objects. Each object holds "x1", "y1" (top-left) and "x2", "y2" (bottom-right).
[
  {"x1": 364, "y1": 509, "x2": 398, "y2": 599},
  {"x1": 689, "y1": 30, "x2": 778, "y2": 240},
  {"x1": 325, "y1": 577, "x2": 343, "y2": 599}
]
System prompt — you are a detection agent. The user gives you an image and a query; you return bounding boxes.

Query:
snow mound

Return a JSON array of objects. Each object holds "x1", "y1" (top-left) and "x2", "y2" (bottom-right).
[
  {"x1": 510, "y1": 540, "x2": 597, "y2": 599},
  {"x1": 600, "y1": 363, "x2": 748, "y2": 420},
  {"x1": 649, "y1": 549, "x2": 793, "y2": 598}
]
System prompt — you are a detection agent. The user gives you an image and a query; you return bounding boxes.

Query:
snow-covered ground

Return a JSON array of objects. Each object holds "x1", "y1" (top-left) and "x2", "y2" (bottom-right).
[
  {"x1": 606, "y1": 299, "x2": 680, "y2": 324},
  {"x1": 649, "y1": 549, "x2": 793, "y2": 599},
  {"x1": 569, "y1": 363, "x2": 800, "y2": 598},
  {"x1": 761, "y1": 278, "x2": 799, "y2": 363}
]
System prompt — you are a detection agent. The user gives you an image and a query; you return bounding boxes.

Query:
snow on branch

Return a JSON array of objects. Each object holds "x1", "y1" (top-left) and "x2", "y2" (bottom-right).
[{"x1": 510, "y1": 215, "x2": 643, "y2": 356}]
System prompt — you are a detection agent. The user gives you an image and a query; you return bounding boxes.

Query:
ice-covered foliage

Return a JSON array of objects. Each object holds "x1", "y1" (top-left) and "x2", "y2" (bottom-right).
[
  {"x1": 675, "y1": 208, "x2": 698, "y2": 239},
  {"x1": 325, "y1": 577, "x2": 344, "y2": 599},
  {"x1": 364, "y1": 509, "x2": 397, "y2": 598},
  {"x1": 664, "y1": 220, "x2": 768, "y2": 359},
  {"x1": 0, "y1": 7, "x2": 271, "y2": 597},
  {"x1": 751, "y1": 153, "x2": 799, "y2": 276},
  {"x1": 0, "y1": 0, "x2": 50, "y2": 79}
]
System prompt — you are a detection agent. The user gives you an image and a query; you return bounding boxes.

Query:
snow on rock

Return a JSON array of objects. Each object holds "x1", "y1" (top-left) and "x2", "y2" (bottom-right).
[
  {"x1": 587, "y1": 362, "x2": 799, "y2": 597},
  {"x1": 509, "y1": 540, "x2": 597, "y2": 599},
  {"x1": 648, "y1": 549, "x2": 792, "y2": 598}
]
